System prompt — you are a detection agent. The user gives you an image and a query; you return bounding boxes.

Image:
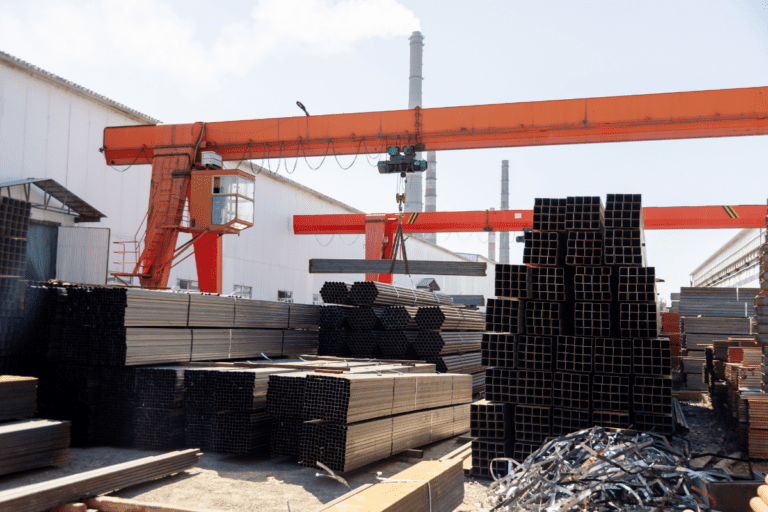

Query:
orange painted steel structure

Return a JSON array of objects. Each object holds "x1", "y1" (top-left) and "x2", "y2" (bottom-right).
[{"x1": 102, "y1": 86, "x2": 768, "y2": 289}]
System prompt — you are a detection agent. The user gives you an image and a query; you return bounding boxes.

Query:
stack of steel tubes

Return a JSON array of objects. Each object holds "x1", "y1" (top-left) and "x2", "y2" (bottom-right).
[{"x1": 475, "y1": 195, "x2": 670, "y2": 478}]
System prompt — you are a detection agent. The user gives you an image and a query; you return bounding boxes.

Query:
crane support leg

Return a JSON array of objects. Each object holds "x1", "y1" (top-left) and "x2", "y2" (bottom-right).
[
  {"x1": 194, "y1": 234, "x2": 222, "y2": 294},
  {"x1": 364, "y1": 215, "x2": 393, "y2": 283},
  {"x1": 138, "y1": 146, "x2": 196, "y2": 289}
]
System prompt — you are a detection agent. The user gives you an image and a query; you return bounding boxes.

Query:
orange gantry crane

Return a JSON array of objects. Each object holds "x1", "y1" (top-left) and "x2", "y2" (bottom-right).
[{"x1": 102, "y1": 85, "x2": 768, "y2": 292}]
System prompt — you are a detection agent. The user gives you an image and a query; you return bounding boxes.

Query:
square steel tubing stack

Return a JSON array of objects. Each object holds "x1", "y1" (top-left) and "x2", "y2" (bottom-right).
[
  {"x1": 494, "y1": 264, "x2": 531, "y2": 299},
  {"x1": 619, "y1": 267, "x2": 657, "y2": 302},
  {"x1": 533, "y1": 197, "x2": 566, "y2": 232},
  {"x1": 132, "y1": 367, "x2": 185, "y2": 450},
  {"x1": 525, "y1": 301, "x2": 572, "y2": 336},
  {"x1": 485, "y1": 298, "x2": 524, "y2": 334},
  {"x1": 574, "y1": 266, "x2": 614, "y2": 301},
  {"x1": 36, "y1": 365, "x2": 100, "y2": 446},
  {"x1": 471, "y1": 400, "x2": 513, "y2": 439},
  {"x1": 566, "y1": 231, "x2": 604, "y2": 267},
  {"x1": 96, "y1": 367, "x2": 136, "y2": 447},
  {"x1": 471, "y1": 438, "x2": 513, "y2": 478},
  {"x1": 556, "y1": 336, "x2": 593, "y2": 374},
  {"x1": 523, "y1": 231, "x2": 564, "y2": 267},
  {"x1": 565, "y1": 196, "x2": 605, "y2": 231},
  {"x1": 481, "y1": 333, "x2": 516, "y2": 368},
  {"x1": 531, "y1": 267, "x2": 572, "y2": 302}
]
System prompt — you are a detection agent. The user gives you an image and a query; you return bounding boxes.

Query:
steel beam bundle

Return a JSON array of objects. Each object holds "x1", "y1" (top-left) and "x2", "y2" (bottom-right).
[
  {"x1": 552, "y1": 408, "x2": 591, "y2": 436},
  {"x1": 0, "y1": 419, "x2": 70, "y2": 477},
  {"x1": 426, "y1": 352, "x2": 485, "y2": 374},
  {"x1": 320, "y1": 282, "x2": 354, "y2": 305},
  {"x1": 100, "y1": 328, "x2": 193, "y2": 366},
  {"x1": 619, "y1": 303, "x2": 660, "y2": 338},
  {"x1": 318, "y1": 330, "x2": 350, "y2": 356},
  {"x1": 348, "y1": 306, "x2": 385, "y2": 330},
  {"x1": 574, "y1": 302, "x2": 613, "y2": 338},
  {"x1": 525, "y1": 301, "x2": 571, "y2": 336},
  {"x1": 0, "y1": 375, "x2": 37, "y2": 421},
  {"x1": 188, "y1": 294, "x2": 236, "y2": 327},
  {"x1": 566, "y1": 231, "x2": 605, "y2": 267},
  {"x1": 485, "y1": 298, "x2": 524, "y2": 333},
  {"x1": 381, "y1": 305, "x2": 419, "y2": 330},
  {"x1": 533, "y1": 197, "x2": 566, "y2": 231},
  {"x1": 553, "y1": 372, "x2": 590, "y2": 410},
  {"x1": 190, "y1": 329, "x2": 282, "y2": 361},
  {"x1": 516, "y1": 336, "x2": 554, "y2": 372},
  {"x1": 574, "y1": 266, "x2": 613, "y2": 301},
  {"x1": 633, "y1": 338, "x2": 671, "y2": 376},
  {"x1": 593, "y1": 338, "x2": 632, "y2": 375},
  {"x1": 0, "y1": 449, "x2": 203, "y2": 512},
  {"x1": 319, "y1": 305, "x2": 352, "y2": 330},
  {"x1": 380, "y1": 331, "x2": 419, "y2": 357},
  {"x1": 604, "y1": 229, "x2": 646, "y2": 266},
  {"x1": 317, "y1": 403, "x2": 470, "y2": 473},
  {"x1": 514, "y1": 405, "x2": 551, "y2": 444},
  {"x1": 633, "y1": 375, "x2": 672, "y2": 416},
  {"x1": 414, "y1": 331, "x2": 482, "y2": 357},
  {"x1": 516, "y1": 371, "x2": 552, "y2": 406},
  {"x1": 678, "y1": 287, "x2": 757, "y2": 317},
  {"x1": 592, "y1": 374, "x2": 630, "y2": 412},
  {"x1": 481, "y1": 333, "x2": 516, "y2": 368},
  {"x1": 350, "y1": 282, "x2": 455, "y2": 307},
  {"x1": 348, "y1": 330, "x2": 382, "y2": 357},
  {"x1": 471, "y1": 400, "x2": 513, "y2": 439},
  {"x1": 414, "y1": 306, "x2": 485, "y2": 331},
  {"x1": 565, "y1": 196, "x2": 605, "y2": 231},
  {"x1": 556, "y1": 336, "x2": 593, "y2": 373},
  {"x1": 531, "y1": 267, "x2": 571, "y2": 302},
  {"x1": 494, "y1": 264, "x2": 530, "y2": 299},
  {"x1": 618, "y1": 267, "x2": 657, "y2": 302},
  {"x1": 471, "y1": 438, "x2": 514, "y2": 478},
  {"x1": 485, "y1": 368, "x2": 516, "y2": 403},
  {"x1": 523, "y1": 231, "x2": 563, "y2": 267},
  {"x1": 310, "y1": 259, "x2": 487, "y2": 276},
  {"x1": 605, "y1": 194, "x2": 643, "y2": 229}
]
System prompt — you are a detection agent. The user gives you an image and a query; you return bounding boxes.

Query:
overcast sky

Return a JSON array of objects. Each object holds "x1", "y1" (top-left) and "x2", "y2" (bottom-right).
[{"x1": 2, "y1": 0, "x2": 768, "y2": 302}]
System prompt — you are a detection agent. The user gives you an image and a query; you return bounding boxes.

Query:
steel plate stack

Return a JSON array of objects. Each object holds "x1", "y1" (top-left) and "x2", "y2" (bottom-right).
[
  {"x1": 0, "y1": 375, "x2": 37, "y2": 421},
  {"x1": 0, "y1": 419, "x2": 70, "y2": 477}
]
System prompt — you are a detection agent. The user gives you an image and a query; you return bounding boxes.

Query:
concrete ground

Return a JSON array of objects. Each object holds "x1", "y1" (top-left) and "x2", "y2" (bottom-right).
[{"x1": 0, "y1": 435, "x2": 492, "y2": 512}]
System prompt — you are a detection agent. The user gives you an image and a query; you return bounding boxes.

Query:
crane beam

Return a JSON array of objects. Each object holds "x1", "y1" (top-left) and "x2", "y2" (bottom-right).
[
  {"x1": 293, "y1": 205, "x2": 767, "y2": 235},
  {"x1": 103, "y1": 85, "x2": 768, "y2": 165}
]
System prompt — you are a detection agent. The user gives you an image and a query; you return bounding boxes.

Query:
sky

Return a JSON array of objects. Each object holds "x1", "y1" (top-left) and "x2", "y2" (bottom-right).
[{"x1": 2, "y1": 0, "x2": 768, "y2": 302}]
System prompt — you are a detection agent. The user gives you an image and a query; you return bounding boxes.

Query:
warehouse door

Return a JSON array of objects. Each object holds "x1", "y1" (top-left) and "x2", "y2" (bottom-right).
[
  {"x1": 56, "y1": 226, "x2": 110, "y2": 285},
  {"x1": 25, "y1": 222, "x2": 58, "y2": 282}
]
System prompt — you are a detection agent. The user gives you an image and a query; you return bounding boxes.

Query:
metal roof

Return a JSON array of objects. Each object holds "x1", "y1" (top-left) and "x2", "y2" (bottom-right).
[
  {"x1": 0, "y1": 50, "x2": 160, "y2": 124},
  {"x1": 0, "y1": 178, "x2": 106, "y2": 223}
]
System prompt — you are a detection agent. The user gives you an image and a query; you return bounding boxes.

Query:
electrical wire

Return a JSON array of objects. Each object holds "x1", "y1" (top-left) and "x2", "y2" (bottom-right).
[
  {"x1": 338, "y1": 234, "x2": 360, "y2": 246},
  {"x1": 314, "y1": 234, "x2": 335, "y2": 247},
  {"x1": 109, "y1": 146, "x2": 149, "y2": 172}
]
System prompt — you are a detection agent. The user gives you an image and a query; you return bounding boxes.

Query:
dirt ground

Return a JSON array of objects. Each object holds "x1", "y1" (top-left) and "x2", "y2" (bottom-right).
[{"x1": 1, "y1": 394, "x2": 758, "y2": 512}]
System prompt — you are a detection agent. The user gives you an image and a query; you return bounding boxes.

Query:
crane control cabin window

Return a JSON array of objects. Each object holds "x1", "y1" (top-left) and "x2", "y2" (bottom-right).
[{"x1": 211, "y1": 175, "x2": 255, "y2": 230}]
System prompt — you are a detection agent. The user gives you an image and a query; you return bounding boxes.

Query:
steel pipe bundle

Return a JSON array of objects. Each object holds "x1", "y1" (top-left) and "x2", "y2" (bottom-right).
[
  {"x1": 605, "y1": 193, "x2": 643, "y2": 229},
  {"x1": 471, "y1": 371, "x2": 484, "y2": 394},
  {"x1": 523, "y1": 231, "x2": 563, "y2": 267},
  {"x1": 426, "y1": 352, "x2": 484, "y2": 375},
  {"x1": 381, "y1": 305, "x2": 419, "y2": 330},
  {"x1": 552, "y1": 408, "x2": 590, "y2": 437},
  {"x1": 604, "y1": 229, "x2": 646, "y2": 266},
  {"x1": 0, "y1": 419, "x2": 70, "y2": 477},
  {"x1": 380, "y1": 331, "x2": 419, "y2": 356},
  {"x1": 592, "y1": 374, "x2": 630, "y2": 412},
  {"x1": 0, "y1": 449, "x2": 202, "y2": 512},
  {"x1": 565, "y1": 196, "x2": 604, "y2": 231},
  {"x1": 618, "y1": 266, "x2": 656, "y2": 302},
  {"x1": 556, "y1": 336, "x2": 593, "y2": 374},
  {"x1": 533, "y1": 197, "x2": 566, "y2": 231},
  {"x1": 633, "y1": 338, "x2": 671, "y2": 376},
  {"x1": 282, "y1": 330, "x2": 320, "y2": 356},
  {"x1": 531, "y1": 267, "x2": 571, "y2": 302},
  {"x1": 414, "y1": 331, "x2": 482, "y2": 357},
  {"x1": 471, "y1": 438, "x2": 513, "y2": 478},
  {"x1": 524, "y1": 301, "x2": 571, "y2": 336},
  {"x1": 318, "y1": 330, "x2": 350, "y2": 356},
  {"x1": 347, "y1": 330, "x2": 382, "y2": 357},
  {"x1": 319, "y1": 282, "x2": 353, "y2": 305},
  {"x1": 470, "y1": 400, "x2": 513, "y2": 439},
  {"x1": 566, "y1": 231, "x2": 604, "y2": 267},
  {"x1": 517, "y1": 336, "x2": 554, "y2": 372},
  {"x1": 347, "y1": 306, "x2": 385, "y2": 330},
  {"x1": 319, "y1": 305, "x2": 352, "y2": 330},
  {"x1": 574, "y1": 302, "x2": 613, "y2": 338},
  {"x1": 0, "y1": 375, "x2": 37, "y2": 421},
  {"x1": 414, "y1": 306, "x2": 484, "y2": 331},
  {"x1": 619, "y1": 302, "x2": 660, "y2": 338},
  {"x1": 553, "y1": 372, "x2": 590, "y2": 410},
  {"x1": 485, "y1": 368, "x2": 516, "y2": 403},
  {"x1": 350, "y1": 281, "x2": 455, "y2": 307}
]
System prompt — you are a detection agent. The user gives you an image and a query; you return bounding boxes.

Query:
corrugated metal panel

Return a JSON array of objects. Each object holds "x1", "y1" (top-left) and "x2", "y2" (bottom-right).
[{"x1": 56, "y1": 226, "x2": 110, "y2": 285}]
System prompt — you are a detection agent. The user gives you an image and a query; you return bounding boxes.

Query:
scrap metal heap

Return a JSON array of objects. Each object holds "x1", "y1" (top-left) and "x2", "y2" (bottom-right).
[{"x1": 487, "y1": 427, "x2": 730, "y2": 511}]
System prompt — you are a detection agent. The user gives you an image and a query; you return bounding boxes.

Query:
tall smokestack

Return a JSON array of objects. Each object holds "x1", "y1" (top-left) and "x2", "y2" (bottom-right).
[
  {"x1": 488, "y1": 208, "x2": 496, "y2": 261},
  {"x1": 423, "y1": 150, "x2": 437, "y2": 244},
  {"x1": 404, "y1": 31, "x2": 424, "y2": 217},
  {"x1": 499, "y1": 160, "x2": 510, "y2": 263}
]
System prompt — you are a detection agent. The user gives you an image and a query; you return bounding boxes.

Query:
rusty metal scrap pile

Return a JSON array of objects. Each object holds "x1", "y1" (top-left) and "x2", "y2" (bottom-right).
[{"x1": 487, "y1": 427, "x2": 729, "y2": 511}]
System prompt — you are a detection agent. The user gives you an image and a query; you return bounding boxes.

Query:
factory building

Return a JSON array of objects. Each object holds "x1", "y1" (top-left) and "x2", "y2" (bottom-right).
[
  {"x1": 690, "y1": 228, "x2": 766, "y2": 288},
  {"x1": 0, "y1": 51, "x2": 494, "y2": 303}
]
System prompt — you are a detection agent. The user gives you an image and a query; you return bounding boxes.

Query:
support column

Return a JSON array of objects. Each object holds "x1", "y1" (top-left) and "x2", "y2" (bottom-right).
[
  {"x1": 194, "y1": 233, "x2": 222, "y2": 294},
  {"x1": 364, "y1": 215, "x2": 393, "y2": 283}
]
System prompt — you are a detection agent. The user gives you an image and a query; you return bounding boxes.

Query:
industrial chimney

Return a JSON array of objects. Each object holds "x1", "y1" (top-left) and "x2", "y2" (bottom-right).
[
  {"x1": 499, "y1": 160, "x2": 510, "y2": 263},
  {"x1": 488, "y1": 207, "x2": 496, "y2": 261},
  {"x1": 423, "y1": 151, "x2": 437, "y2": 244},
  {"x1": 404, "y1": 31, "x2": 424, "y2": 217}
]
